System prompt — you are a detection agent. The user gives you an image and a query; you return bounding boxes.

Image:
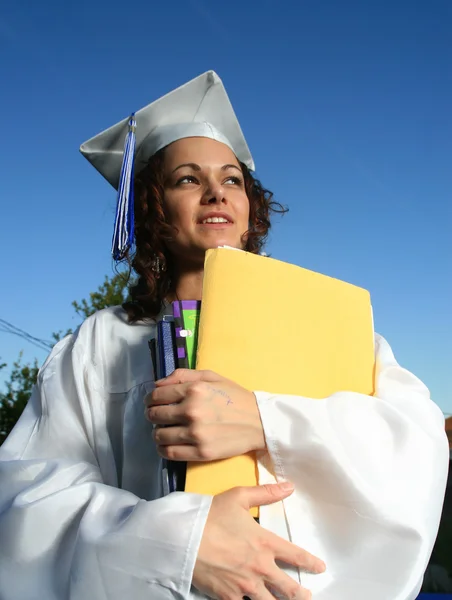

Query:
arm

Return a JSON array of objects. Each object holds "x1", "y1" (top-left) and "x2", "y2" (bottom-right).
[
  {"x1": 0, "y1": 333, "x2": 211, "y2": 600},
  {"x1": 255, "y1": 334, "x2": 449, "y2": 599}
]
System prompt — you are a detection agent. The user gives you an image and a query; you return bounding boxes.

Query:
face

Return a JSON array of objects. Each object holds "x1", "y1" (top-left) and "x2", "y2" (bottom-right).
[{"x1": 162, "y1": 137, "x2": 250, "y2": 265}]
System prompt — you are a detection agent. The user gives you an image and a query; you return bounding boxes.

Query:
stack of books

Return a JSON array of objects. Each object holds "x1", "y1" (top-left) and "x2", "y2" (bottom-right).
[{"x1": 152, "y1": 248, "x2": 375, "y2": 516}]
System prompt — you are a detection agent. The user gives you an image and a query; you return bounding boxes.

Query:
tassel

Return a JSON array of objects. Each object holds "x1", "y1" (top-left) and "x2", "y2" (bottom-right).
[{"x1": 112, "y1": 113, "x2": 137, "y2": 260}]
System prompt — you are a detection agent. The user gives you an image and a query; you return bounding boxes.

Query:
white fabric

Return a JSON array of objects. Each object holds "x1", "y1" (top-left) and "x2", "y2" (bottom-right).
[
  {"x1": 136, "y1": 122, "x2": 235, "y2": 171},
  {"x1": 80, "y1": 70, "x2": 255, "y2": 190},
  {"x1": 0, "y1": 306, "x2": 448, "y2": 600}
]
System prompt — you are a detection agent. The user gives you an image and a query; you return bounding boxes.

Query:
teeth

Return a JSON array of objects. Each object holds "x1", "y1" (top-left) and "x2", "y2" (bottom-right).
[{"x1": 202, "y1": 217, "x2": 229, "y2": 224}]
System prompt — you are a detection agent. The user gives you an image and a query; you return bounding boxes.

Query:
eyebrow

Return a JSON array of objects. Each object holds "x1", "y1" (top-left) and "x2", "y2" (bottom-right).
[
  {"x1": 171, "y1": 162, "x2": 242, "y2": 175},
  {"x1": 171, "y1": 163, "x2": 201, "y2": 174},
  {"x1": 221, "y1": 164, "x2": 242, "y2": 173}
]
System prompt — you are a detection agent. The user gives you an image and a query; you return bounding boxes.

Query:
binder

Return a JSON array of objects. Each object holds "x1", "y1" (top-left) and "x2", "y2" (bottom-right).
[{"x1": 184, "y1": 248, "x2": 375, "y2": 517}]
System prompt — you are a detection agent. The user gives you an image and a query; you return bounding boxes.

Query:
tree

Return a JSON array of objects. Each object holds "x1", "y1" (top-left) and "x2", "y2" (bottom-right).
[
  {"x1": 0, "y1": 272, "x2": 130, "y2": 445},
  {"x1": 72, "y1": 272, "x2": 130, "y2": 319},
  {"x1": 0, "y1": 356, "x2": 39, "y2": 445}
]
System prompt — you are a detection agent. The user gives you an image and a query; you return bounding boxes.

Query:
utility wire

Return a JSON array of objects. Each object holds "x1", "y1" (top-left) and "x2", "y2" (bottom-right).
[
  {"x1": 0, "y1": 318, "x2": 53, "y2": 352},
  {"x1": 0, "y1": 327, "x2": 51, "y2": 353},
  {"x1": 0, "y1": 319, "x2": 53, "y2": 348}
]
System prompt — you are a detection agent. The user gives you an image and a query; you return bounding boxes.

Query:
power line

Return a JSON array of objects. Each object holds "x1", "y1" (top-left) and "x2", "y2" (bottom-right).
[
  {"x1": 0, "y1": 318, "x2": 53, "y2": 347},
  {"x1": 0, "y1": 327, "x2": 51, "y2": 353},
  {"x1": 0, "y1": 318, "x2": 53, "y2": 352}
]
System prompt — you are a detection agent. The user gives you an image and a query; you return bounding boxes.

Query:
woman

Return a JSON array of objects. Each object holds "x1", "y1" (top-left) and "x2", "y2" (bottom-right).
[{"x1": 0, "y1": 71, "x2": 448, "y2": 600}]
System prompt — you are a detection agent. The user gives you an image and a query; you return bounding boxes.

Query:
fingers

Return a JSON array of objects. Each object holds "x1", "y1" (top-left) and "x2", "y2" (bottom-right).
[
  {"x1": 239, "y1": 584, "x2": 276, "y2": 600},
  {"x1": 153, "y1": 425, "x2": 192, "y2": 445},
  {"x1": 155, "y1": 368, "x2": 225, "y2": 387},
  {"x1": 221, "y1": 484, "x2": 326, "y2": 577},
  {"x1": 146, "y1": 383, "x2": 190, "y2": 407},
  {"x1": 236, "y1": 482, "x2": 296, "y2": 510},
  {"x1": 156, "y1": 443, "x2": 211, "y2": 461},
  {"x1": 152, "y1": 423, "x2": 216, "y2": 460},
  {"x1": 265, "y1": 565, "x2": 313, "y2": 600},
  {"x1": 270, "y1": 534, "x2": 326, "y2": 575},
  {"x1": 146, "y1": 378, "x2": 219, "y2": 407},
  {"x1": 147, "y1": 404, "x2": 187, "y2": 426}
]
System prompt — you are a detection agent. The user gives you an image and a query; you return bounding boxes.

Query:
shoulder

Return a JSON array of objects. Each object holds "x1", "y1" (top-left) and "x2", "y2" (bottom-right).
[
  {"x1": 77, "y1": 305, "x2": 142, "y2": 342},
  {"x1": 76, "y1": 305, "x2": 155, "y2": 342},
  {"x1": 43, "y1": 306, "x2": 157, "y2": 394}
]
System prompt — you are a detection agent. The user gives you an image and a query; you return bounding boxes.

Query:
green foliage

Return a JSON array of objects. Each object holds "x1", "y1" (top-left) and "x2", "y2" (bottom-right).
[
  {"x1": 72, "y1": 272, "x2": 130, "y2": 319},
  {"x1": 0, "y1": 355, "x2": 39, "y2": 445},
  {"x1": 0, "y1": 273, "x2": 130, "y2": 444}
]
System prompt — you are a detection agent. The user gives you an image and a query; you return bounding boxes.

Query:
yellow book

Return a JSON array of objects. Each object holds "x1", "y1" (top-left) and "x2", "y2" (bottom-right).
[{"x1": 185, "y1": 248, "x2": 375, "y2": 516}]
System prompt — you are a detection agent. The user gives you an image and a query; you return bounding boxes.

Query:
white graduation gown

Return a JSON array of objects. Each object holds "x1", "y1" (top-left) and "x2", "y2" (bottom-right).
[{"x1": 0, "y1": 306, "x2": 448, "y2": 600}]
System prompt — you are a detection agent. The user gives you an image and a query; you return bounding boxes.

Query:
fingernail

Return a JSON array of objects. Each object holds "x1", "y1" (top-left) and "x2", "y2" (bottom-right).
[
  {"x1": 318, "y1": 561, "x2": 326, "y2": 573},
  {"x1": 279, "y1": 481, "x2": 295, "y2": 491}
]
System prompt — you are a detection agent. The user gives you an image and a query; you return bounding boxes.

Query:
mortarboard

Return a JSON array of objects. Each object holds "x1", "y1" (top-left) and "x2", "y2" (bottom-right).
[{"x1": 80, "y1": 71, "x2": 254, "y2": 260}]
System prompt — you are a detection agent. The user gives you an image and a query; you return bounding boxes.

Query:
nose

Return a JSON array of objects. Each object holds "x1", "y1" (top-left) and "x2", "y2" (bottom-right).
[{"x1": 201, "y1": 178, "x2": 226, "y2": 205}]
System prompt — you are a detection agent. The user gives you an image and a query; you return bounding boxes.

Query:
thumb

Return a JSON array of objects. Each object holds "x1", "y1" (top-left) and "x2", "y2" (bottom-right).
[{"x1": 240, "y1": 482, "x2": 295, "y2": 509}]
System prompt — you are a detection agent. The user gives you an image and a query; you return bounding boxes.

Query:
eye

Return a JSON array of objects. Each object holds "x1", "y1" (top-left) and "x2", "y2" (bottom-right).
[
  {"x1": 176, "y1": 175, "x2": 199, "y2": 185},
  {"x1": 223, "y1": 176, "x2": 243, "y2": 186}
]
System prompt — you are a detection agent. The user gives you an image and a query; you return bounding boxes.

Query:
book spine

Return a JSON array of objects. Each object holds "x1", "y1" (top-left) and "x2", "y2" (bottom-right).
[
  {"x1": 157, "y1": 320, "x2": 177, "y2": 379},
  {"x1": 155, "y1": 319, "x2": 180, "y2": 493}
]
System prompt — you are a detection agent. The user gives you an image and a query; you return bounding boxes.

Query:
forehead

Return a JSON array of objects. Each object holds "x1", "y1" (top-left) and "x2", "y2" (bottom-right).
[{"x1": 163, "y1": 137, "x2": 240, "y2": 170}]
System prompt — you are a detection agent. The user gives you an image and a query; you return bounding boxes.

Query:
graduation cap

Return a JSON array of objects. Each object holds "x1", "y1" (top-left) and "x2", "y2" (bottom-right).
[{"x1": 80, "y1": 71, "x2": 254, "y2": 260}]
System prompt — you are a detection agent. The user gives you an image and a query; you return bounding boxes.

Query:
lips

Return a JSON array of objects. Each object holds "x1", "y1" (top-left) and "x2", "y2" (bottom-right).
[{"x1": 197, "y1": 212, "x2": 234, "y2": 225}]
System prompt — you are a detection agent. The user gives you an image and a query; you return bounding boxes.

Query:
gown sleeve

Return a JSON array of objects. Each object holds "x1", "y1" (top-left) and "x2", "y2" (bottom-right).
[
  {"x1": 0, "y1": 328, "x2": 212, "y2": 600},
  {"x1": 255, "y1": 334, "x2": 450, "y2": 600}
]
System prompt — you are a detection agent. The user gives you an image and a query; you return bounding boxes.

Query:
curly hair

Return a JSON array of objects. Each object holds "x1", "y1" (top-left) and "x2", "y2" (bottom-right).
[{"x1": 122, "y1": 147, "x2": 287, "y2": 322}]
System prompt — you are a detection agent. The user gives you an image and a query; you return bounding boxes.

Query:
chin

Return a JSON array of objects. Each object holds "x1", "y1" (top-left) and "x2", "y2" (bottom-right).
[
  {"x1": 201, "y1": 233, "x2": 244, "y2": 251},
  {"x1": 205, "y1": 240, "x2": 242, "y2": 251}
]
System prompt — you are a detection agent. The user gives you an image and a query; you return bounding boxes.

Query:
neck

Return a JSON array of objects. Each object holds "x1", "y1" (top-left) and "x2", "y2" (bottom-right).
[{"x1": 172, "y1": 263, "x2": 204, "y2": 301}]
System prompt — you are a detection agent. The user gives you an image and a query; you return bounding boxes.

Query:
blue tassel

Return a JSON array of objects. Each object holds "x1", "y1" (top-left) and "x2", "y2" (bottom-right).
[{"x1": 112, "y1": 113, "x2": 136, "y2": 260}]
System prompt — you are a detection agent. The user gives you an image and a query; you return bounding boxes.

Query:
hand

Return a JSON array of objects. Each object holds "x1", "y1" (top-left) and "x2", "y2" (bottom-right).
[
  {"x1": 193, "y1": 482, "x2": 325, "y2": 599},
  {"x1": 145, "y1": 369, "x2": 266, "y2": 462}
]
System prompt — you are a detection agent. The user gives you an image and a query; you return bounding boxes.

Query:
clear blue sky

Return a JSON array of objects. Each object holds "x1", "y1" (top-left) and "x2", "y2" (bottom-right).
[{"x1": 0, "y1": 0, "x2": 451, "y2": 415}]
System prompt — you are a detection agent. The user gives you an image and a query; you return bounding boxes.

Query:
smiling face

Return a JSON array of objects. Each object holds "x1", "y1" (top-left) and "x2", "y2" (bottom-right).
[{"x1": 162, "y1": 137, "x2": 250, "y2": 266}]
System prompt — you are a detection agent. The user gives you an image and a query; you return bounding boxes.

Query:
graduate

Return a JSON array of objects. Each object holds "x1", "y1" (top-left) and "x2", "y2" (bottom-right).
[{"x1": 0, "y1": 71, "x2": 449, "y2": 600}]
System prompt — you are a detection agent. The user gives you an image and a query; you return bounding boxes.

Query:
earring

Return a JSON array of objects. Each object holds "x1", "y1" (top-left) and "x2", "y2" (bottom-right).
[
  {"x1": 151, "y1": 256, "x2": 160, "y2": 273},
  {"x1": 151, "y1": 255, "x2": 167, "y2": 276}
]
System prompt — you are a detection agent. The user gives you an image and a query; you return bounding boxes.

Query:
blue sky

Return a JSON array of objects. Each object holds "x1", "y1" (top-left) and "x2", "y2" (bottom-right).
[{"x1": 0, "y1": 0, "x2": 451, "y2": 415}]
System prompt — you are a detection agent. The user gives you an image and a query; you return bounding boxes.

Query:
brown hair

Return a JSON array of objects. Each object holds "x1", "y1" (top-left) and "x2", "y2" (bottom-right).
[{"x1": 122, "y1": 147, "x2": 287, "y2": 322}]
